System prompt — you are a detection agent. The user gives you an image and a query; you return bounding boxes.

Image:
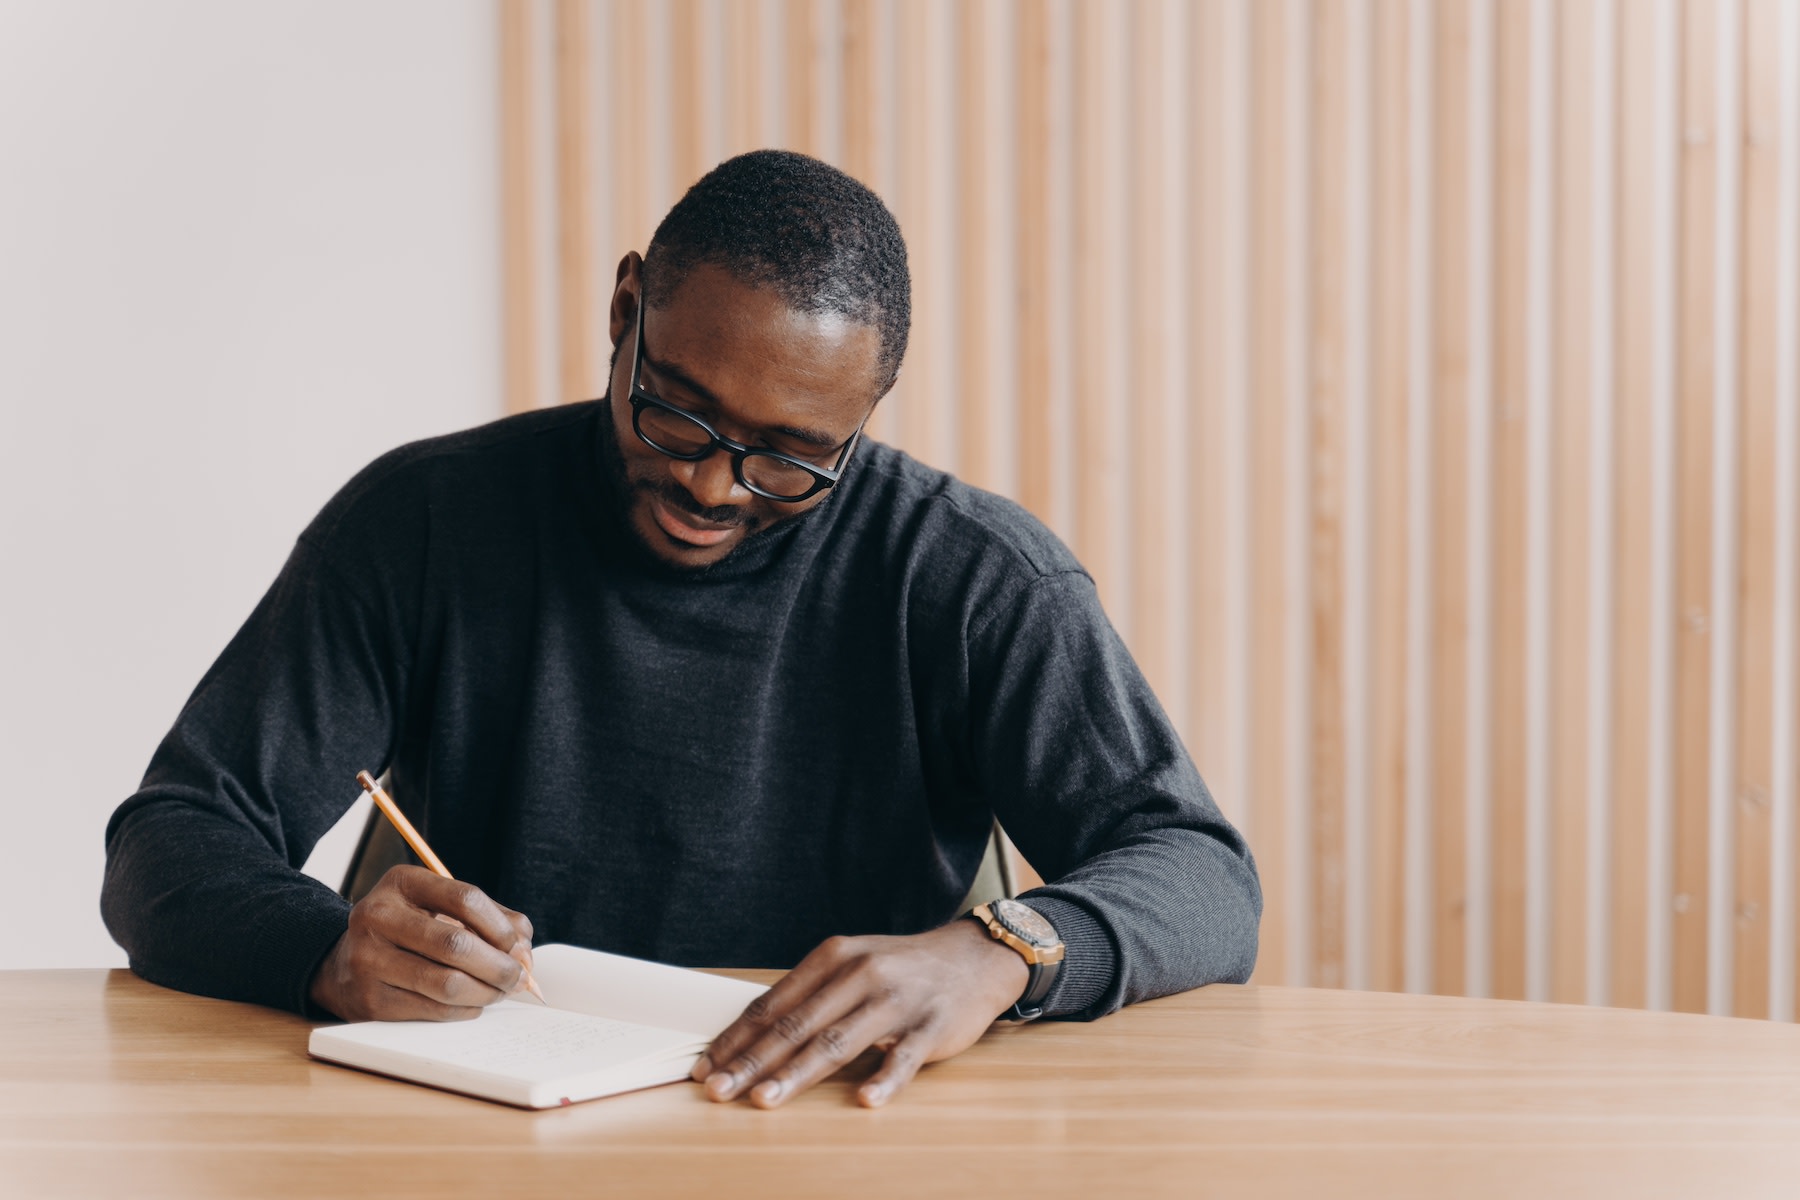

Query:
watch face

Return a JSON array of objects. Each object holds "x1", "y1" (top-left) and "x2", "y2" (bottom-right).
[{"x1": 993, "y1": 899, "x2": 1059, "y2": 947}]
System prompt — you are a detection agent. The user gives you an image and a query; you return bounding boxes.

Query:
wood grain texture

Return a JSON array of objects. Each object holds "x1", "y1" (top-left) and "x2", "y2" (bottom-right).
[
  {"x1": 1733, "y1": 0, "x2": 1785, "y2": 1021},
  {"x1": 1310, "y1": 0, "x2": 1347, "y2": 993},
  {"x1": 1249, "y1": 0, "x2": 1293, "y2": 989},
  {"x1": 1609, "y1": 0, "x2": 1658, "y2": 1013},
  {"x1": 1369, "y1": 0, "x2": 1412, "y2": 997},
  {"x1": 500, "y1": 0, "x2": 540, "y2": 414},
  {"x1": 556, "y1": 0, "x2": 596, "y2": 404},
  {"x1": 1491, "y1": 0, "x2": 1531, "y2": 1003},
  {"x1": 1550, "y1": 0, "x2": 1594, "y2": 1007},
  {"x1": 4, "y1": 970, "x2": 1799, "y2": 1199},
  {"x1": 1676, "y1": 0, "x2": 1720, "y2": 1016},
  {"x1": 1430, "y1": 0, "x2": 1471, "y2": 1000}
]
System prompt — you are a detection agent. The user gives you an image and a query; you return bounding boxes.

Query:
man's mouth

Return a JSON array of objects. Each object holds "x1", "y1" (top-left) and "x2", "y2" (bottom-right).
[{"x1": 647, "y1": 493, "x2": 741, "y2": 548}]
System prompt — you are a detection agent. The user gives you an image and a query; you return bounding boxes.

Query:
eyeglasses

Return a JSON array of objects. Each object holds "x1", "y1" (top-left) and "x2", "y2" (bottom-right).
[{"x1": 626, "y1": 305, "x2": 865, "y2": 503}]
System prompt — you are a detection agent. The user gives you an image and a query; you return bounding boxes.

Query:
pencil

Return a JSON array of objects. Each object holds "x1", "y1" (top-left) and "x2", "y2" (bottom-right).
[{"x1": 356, "y1": 769, "x2": 547, "y2": 1005}]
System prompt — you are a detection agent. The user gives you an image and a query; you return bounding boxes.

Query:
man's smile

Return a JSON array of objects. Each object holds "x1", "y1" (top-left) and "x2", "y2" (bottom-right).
[{"x1": 646, "y1": 491, "x2": 742, "y2": 548}]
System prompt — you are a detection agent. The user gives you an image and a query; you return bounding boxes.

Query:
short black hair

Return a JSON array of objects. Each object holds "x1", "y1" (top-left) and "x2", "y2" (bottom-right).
[{"x1": 642, "y1": 149, "x2": 911, "y2": 389}]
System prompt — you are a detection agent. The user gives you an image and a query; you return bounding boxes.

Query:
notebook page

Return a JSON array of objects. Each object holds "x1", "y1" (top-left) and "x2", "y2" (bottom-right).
[{"x1": 529, "y1": 944, "x2": 768, "y2": 1037}]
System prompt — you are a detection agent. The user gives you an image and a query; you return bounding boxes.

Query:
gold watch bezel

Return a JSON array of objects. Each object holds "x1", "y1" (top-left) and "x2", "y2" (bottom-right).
[{"x1": 972, "y1": 901, "x2": 1067, "y2": 966}]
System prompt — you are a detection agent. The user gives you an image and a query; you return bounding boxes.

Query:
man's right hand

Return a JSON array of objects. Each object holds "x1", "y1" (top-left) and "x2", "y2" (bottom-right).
[{"x1": 308, "y1": 865, "x2": 537, "y2": 1022}]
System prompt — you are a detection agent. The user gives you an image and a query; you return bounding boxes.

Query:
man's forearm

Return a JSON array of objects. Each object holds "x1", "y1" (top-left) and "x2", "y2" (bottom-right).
[{"x1": 103, "y1": 794, "x2": 352, "y2": 1014}]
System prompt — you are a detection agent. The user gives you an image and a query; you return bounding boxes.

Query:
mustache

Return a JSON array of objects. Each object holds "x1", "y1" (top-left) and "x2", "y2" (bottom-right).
[{"x1": 634, "y1": 478, "x2": 752, "y2": 527}]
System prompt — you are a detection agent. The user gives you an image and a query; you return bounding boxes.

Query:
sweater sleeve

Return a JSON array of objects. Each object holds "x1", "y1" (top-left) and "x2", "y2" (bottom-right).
[
  {"x1": 966, "y1": 570, "x2": 1261, "y2": 1019},
  {"x1": 100, "y1": 534, "x2": 408, "y2": 1015}
]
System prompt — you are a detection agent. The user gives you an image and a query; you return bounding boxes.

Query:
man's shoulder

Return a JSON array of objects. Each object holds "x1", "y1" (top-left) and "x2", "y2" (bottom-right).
[
  {"x1": 846, "y1": 441, "x2": 1087, "y2": 584},
  {"x1": 305, "y1": 403, "x2": 596, "y2": 546}
]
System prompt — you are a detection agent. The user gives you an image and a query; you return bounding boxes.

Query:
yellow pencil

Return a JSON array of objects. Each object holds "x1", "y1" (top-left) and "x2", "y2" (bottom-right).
[{"x1": 356, "y1": 770, "x2": 547, "y2": 1005}]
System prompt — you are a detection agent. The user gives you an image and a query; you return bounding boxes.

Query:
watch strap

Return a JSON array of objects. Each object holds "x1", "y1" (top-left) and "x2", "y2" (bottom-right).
[{"x1": 1007, "y1": 957, "x2": 1057, "y2": 1021}]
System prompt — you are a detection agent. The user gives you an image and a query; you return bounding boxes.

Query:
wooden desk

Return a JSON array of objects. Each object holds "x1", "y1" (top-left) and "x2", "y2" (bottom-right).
[{"x1": 2, "y1": 969, "x2": 1797, "y2": 1198}]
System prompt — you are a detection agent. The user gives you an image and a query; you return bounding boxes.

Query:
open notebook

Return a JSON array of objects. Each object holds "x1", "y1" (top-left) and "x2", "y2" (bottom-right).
[{"x1": 307, "y1": 944, "x2": 768, "y2": 1109}]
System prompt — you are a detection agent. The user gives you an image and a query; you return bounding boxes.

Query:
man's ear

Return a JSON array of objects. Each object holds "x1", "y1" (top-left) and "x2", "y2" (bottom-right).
[{"x1": 608, "y1": 252, "x2": 644, "y2": 347}]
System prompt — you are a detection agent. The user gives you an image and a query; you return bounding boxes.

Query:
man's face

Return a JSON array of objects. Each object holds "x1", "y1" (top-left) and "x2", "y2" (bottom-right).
[{"x1": 601, "y1": 257, "x2": 885, "y2": 572}]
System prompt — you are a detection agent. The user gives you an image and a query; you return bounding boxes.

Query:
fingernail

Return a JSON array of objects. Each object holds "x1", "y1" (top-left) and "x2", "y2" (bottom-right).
[
  {"x1": 691, "y1": 1054, "x2": 712, "y2": 1082},
  {"x1": 705, "y1": 1071, "x2": 734, "y2": 1099},
  {"x1": 860, "y1": 1083, "x2": 888, "y2": 1107},
  {"x1": 752, "y1": 1080, "x2": 782, "y2": 1106}
]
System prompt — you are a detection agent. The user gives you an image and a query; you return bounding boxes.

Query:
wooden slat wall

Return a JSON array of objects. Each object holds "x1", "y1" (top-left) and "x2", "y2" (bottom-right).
[{"x1": 498, "y1": 0, "x2": 1800, "y2": 1019}]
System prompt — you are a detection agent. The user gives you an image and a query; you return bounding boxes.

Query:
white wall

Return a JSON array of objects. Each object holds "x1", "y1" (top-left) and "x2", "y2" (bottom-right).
[{"x1": 0, "y1": 1, "x2": 502, "y2": 968}]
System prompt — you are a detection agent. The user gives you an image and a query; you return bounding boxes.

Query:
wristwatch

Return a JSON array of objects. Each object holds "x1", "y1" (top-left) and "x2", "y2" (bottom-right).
[{"x1": 967, "y1": 899, "x2": 1065, "y2": 1021}]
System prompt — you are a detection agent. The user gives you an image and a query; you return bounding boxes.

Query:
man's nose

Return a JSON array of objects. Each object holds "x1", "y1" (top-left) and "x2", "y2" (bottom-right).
[{"x1": 670, "y1": 447, "x2": 749, "y2": 510}]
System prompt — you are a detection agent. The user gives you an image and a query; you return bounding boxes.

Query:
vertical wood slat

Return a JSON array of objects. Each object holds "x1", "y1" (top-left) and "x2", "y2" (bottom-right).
[
  {"x1": 1585, "y1": 0, "x2": 1617, "y2": 1008},
  {"x1": 509, "y1": 0, "x2": 1800, "y2": 1019},
  {"x1": 669, "y1": 0, "x2": 703, "y2": 196},
  {"x1": 1645, "y1": 0, "x2": 1681, "y2": 1015},
  {"x1": 1369, "y1": 0, "x2": 1411, "y2": 997},
  {"x1": 1549, "y1": 0, "x2": 1593, "y2": 1009},
  {"x1": 500, "y1": 0, "x2": 539, "y2": 415},
  {"x1": 1523, "y1": 0, "x2": 1555, "y2": 1003},
  {"x1": 1771, "y1": 0, "x2": 1800, "y2": 1025},
  {"x1": 1425, "y1": 0, "x2": 1468, "y2": 1000},
  {"x1": 1674, "y1": 0, "x2": 1719, "y2": 1018},
  {"x1": 1249, "y1": 0, "x2": 1292, "y2": 987},
  {"x1": 1127, "y1": 0, "x2": 1167, "y2": 718},
  {"x1": 1147, "y1": 0, "x2": 1192, "y2": 736},
  {"x1": 1466, "y1": 0, "x2": 1496, "y2": 1000},
  {"x1": 955, "y1": 1, "x2": 992, "y2": 494},
  {"x1": 608, "y1": 0, "x2": 647, "y2": 279},
  {"x1": 1341, "y1": 0, "x2": 1375, "y2": 994},
  {"x1": 1220, "y1": 0, "x2": 1257, "y2": 861},
  {"x1": 1491, "y1": 0, "x2": 1532, "y2": 1003},
  {"x1": 1403, "y1": 0, "x2": 1435, "y2": 996},
  {"x1": 1707, "y1": 0, "x2": 1744, "y2": 1017},
  {"x1": 1608, "y1": 0, "x2": 1658, "y2": 1013},
  {"x1": 1734, "y1": 0, "x2": 1786, "y2": 1022},
  {"x1": 1283, "y1": 0, "x2": 1315, "y2": 990},
  {"x1": 1430, "y1": 0, "x2": 1469, "y2": 1001},
  {"x1": 556, "y1": 0, "x2": 595, "y2": 404},
  {"x1": 1043, "y1": 0, "x2": 1076, "y2": 548},
  {"x1": 1308, "y1": 0, "x2": 1346, "y2": 992},
  {"x1": 1014, "y1": 0, "x2": 1052, "y2": 526}
]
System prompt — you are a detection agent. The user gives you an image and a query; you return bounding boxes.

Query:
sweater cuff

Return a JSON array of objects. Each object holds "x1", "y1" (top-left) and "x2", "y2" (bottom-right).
[
  {"x1": 255, "y1": 888, "x2": 354, "y2": 1019},
  {"x1": 1015, "y1": 894, "x2": 1114, "y2": 1019}
]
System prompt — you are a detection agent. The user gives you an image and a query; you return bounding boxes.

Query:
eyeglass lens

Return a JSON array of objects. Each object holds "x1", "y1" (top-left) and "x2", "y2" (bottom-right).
[{"x1": 636, "y1": 404, "x2": 822, "y2": 500}]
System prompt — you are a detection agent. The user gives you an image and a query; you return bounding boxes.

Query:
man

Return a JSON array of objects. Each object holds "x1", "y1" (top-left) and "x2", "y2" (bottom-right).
[{"x1": 102, "y1": 150, "x2": 1260, "y2": 1109}]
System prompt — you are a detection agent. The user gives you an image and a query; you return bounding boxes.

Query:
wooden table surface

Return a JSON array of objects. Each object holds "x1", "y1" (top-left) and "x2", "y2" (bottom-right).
[{"x1": 3, "y1": 969, "x2": 1798, "y2": 1199}]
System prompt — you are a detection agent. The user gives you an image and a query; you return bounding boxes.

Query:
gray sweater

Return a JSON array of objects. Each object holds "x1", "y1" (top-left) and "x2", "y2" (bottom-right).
[{"x1": 102, "y1": 402, "x2": 1260, "y2": 1018}]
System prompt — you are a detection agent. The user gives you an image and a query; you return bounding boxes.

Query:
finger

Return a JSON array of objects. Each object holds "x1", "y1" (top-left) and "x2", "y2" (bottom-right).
[
  {"x1": 390, "y1": 867, "x2": 535, "y2": 963},
  {"x1": 855, "y1": 1027, "x2": 936, "y2": 1108},
  {"x1": 740, "y1": 1001, "x2": 903, "y2": 1109},
  {"x1": 695, "y1": 936, "x2": 861, "y2": 1081},
  {"x1": 374, "y1": 936, "x2": 515, "y2": 1009},
  {"x1": 365, "y1": 979, "x2": 486, "y2": 1023},
  {"x1": 702, "y1": 973, "x2": 875, "y2": 1102},
  {"x1": 380, "y1": 903, "x2": 523, "y2": 999},
  {"x1": 432, "y1": 912, "x2": 538, "y2": 995}
]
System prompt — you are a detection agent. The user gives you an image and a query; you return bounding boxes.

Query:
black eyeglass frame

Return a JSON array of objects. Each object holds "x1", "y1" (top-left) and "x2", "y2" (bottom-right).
[{"x1": 625, "y1": 305, "x2": 865, "y2": 503}]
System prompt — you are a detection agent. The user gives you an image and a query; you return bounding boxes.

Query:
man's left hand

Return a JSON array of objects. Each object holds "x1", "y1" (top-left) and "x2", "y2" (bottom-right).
[{"x1": 693, "y1": 917, "x2": 1030, "y2": 1108}]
